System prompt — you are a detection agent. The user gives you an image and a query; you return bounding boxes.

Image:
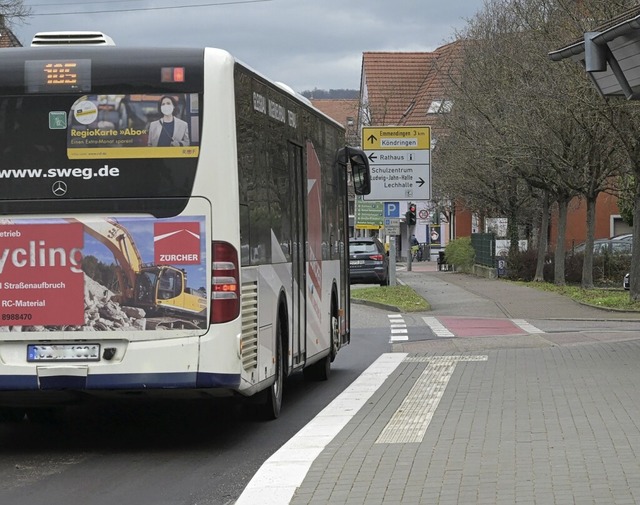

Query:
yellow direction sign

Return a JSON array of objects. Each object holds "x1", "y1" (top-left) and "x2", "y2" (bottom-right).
[
  {"x1": 362, "y1": 125, "x2": 431, "y2": 201},
  {"x1": 362, "y1": 127, "x2": 430, "y2": 150}
]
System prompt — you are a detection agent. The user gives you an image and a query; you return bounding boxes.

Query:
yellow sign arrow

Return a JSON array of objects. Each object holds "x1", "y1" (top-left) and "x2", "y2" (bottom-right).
[{"x1": 362, "y1": 126, "x2": 430, "y2": 150}]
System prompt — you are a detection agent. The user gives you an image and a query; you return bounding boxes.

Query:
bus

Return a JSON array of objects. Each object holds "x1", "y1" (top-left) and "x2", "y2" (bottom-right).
[{"x1": 0, "y1": 32, "x2": 371, "y2": 421}]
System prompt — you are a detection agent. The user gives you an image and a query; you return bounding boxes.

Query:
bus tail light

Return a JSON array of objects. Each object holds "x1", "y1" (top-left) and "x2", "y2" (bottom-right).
[{"x1": 211, "y1": 241, "x2": 239, "y2": 324}]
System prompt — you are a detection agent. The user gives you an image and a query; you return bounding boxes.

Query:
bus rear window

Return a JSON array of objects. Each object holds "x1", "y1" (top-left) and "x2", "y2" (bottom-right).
[{"x1": 0, "y1": 93, "x2": 202, "y2": 214}]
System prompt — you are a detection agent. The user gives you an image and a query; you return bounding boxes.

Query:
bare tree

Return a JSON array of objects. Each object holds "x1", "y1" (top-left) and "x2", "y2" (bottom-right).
[
  {"x1": 437, "y1": 0, "x2": 634, "y2": 287},
  {"x1": 0, "y1": 1, "x2": 31, "y2": 26},
  {"x1": 605, "y1": 105, "x2": 640, "y2": 300},
  {"x1": 544, "y1": 0, "x2": 640, "y2": 296},
  {"x1": 437, "y1": 0, "x2": 579, "y2": 283},
  {"x1": 513, "y1": 0, "x2": 631, "y2": 288}
]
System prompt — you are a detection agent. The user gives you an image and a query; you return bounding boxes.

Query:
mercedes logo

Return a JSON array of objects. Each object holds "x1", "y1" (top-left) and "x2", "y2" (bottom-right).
[{"x1": 52, "y1": 180, "x2": 67, "y2": 197}]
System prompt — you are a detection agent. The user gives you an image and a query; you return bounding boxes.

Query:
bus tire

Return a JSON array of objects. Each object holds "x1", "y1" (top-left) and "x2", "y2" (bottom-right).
[{"x1": 262, "y1": 318, "x2": 284, "y2": 420}]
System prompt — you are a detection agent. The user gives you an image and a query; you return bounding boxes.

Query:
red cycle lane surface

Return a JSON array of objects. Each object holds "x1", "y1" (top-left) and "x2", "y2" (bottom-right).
[{"x1": 437, "y1": 317, "x2": 527, "y2": 337}]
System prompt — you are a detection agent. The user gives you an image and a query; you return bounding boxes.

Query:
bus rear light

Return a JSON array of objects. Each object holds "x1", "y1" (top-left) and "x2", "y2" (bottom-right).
[
  {"x1": 211, "y1": 241, "x2": 239, "y2": 324},
  {"x1": 213, "y1": 277, "x2": 237, "y2": 297}
]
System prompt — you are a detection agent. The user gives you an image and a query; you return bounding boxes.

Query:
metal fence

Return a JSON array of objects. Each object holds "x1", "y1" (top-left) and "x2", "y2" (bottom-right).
[{"x1": 471, "y1": 233, "x2": 495, "y2": 267}]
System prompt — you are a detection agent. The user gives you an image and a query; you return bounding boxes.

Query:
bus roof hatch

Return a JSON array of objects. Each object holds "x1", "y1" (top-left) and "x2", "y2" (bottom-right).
[{"x1": 31, "y1": 31, "x2": 115, "y2": 46}]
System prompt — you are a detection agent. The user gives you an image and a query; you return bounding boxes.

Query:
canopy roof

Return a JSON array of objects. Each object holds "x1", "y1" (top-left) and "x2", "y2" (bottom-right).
[{"x1": 549, "y1": 6, "x2": 640, "y2": 99}]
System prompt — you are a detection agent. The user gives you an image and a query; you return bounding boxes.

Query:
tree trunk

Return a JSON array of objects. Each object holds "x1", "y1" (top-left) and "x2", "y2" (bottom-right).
[
  {"x1": 534, "y1": 191, "x2": 549, "y2": 282},
  {"x1": 581, "y1": 196, "x2": 596, "y2": 289},
  {"x1": 630, "y1": 180, "x2": 640, "y2": 301},
  {"x1": 507, "y1": 210, "x2": 519, "y2": 257},
  {"x1": 554, "y1": 197, "x2": 569, "y2": 286}
]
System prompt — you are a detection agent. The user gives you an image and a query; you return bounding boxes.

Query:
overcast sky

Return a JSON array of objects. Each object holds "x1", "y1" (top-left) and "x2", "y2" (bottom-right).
[{"x1": 13, "y1": 0, "x2": 486, "y2": 93}]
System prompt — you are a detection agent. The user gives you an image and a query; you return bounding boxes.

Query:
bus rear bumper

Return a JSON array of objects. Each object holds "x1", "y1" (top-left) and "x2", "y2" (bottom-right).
[
  {"x1": 0, "y1": 336, "x2": 242, "y2": 398},
  {"x1": 0, "y1": 370, "x2": 241, "y2": 391}
]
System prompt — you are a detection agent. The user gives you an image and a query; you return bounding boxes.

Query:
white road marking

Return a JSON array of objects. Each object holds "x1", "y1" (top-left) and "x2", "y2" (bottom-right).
[
  {"x1": 376, "y1": 355, "x2": 488, "y2": 444},
  {"x1": 511, "y1": 318, "x2": 545, "y2": 334},
  {"x1": 422, "y1": 316, "x2": 454, "y2": 337},
  {"x1": 389, "y1": 314, "x2": 408, "y2": 342},
  {"x1": 234, "y1": 353, "x2": 408, "y2": 505}
]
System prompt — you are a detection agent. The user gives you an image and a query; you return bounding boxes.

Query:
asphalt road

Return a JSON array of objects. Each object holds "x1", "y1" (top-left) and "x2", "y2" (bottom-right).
[{"x1": 0, "y1": 302, "x2": 391, "y2": 505}]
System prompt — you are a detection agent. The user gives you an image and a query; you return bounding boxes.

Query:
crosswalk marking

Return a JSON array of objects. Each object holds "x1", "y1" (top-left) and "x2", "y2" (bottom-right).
[
  {"x1": 388, "y1": 314, "x2": 408, "y2": 342},
  {"x1": 511, "y1": 319, "x2": 545, "y2": 334},
  {"x1": 389, "y1": 316, "x2": 545, "y2": 341},
  {"x1": 422, "y1": 316, "x2": 455, "y2": 338}
]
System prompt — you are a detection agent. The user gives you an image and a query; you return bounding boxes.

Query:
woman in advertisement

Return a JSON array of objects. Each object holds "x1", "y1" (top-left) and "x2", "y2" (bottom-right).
[{"x1": 147, "y1": 95, "x2": 190, "y2": 147}]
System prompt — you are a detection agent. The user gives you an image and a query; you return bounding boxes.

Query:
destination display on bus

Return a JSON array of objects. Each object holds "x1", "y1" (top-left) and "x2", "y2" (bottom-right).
[{"x1": 25, "y1": 59, "x2": 92, "y2": 94}]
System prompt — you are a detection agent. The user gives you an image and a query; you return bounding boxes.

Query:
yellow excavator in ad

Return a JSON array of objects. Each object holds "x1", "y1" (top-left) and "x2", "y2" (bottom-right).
[{"x1": 69, "y1": 218, "x2": 207, "y2": 325}]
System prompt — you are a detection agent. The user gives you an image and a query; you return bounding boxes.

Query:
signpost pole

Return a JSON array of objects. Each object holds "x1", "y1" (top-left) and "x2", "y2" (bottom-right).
[
  {"x1": 389, "y1": 236, "x2": 397, "y2": 286},
  {"x1": 407, "y1": 225, "x2": 413, "y2": 272}
]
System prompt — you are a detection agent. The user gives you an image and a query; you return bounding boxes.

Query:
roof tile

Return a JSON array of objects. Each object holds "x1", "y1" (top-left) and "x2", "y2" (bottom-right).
[
  {"x1": 361, "y1": 41, "x2": 464, "y2": 129},
  {"x1": 0, "y1": 17, "x2": 22, "y2": 48}
]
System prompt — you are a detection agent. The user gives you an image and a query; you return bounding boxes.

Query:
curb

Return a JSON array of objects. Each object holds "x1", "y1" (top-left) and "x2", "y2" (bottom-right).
[
  {"x1": 575, "y1": 299, "x2": 640, "y2": 313},
  {"x1": 350, "y1": 298, "x2": 402, "y2": 312},
  {"x1": 350, "y1": 279, "x2": 431, "y2": 313}
]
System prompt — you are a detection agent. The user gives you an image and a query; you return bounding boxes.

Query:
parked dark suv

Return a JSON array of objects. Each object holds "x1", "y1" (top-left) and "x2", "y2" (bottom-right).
[{"x1": 349, "y1": 237, "x2": 389, "y2": 286}]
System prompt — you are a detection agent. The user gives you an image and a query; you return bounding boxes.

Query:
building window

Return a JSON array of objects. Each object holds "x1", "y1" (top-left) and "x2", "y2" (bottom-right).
[{"x1": 427, "y1": 99, "x2": 453, "y2": 114}]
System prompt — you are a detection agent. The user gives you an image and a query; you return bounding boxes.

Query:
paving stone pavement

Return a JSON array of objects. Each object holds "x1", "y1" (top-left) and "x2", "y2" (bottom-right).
[
  {"x1": 239, "y1": 267, "x2": 640, "y2": 505},
  {"x1": 290, "y1": 343, "x2": 640, "y2": 505}
]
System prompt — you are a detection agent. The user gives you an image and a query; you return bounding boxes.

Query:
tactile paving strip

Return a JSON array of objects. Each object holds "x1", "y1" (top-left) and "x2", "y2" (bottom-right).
[{"x1": 375, "y1": 355, "x2": 488, "y2": 444}]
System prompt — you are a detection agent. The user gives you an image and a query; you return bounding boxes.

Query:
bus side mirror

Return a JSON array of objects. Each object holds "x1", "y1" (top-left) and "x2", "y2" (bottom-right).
[{"x1": 337, "y1": 146, "x2": 371, "y2": 195}]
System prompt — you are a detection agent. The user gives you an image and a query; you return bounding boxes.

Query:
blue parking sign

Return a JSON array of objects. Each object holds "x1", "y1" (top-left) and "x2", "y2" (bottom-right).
[{"x1": 384, "y1": 202, "x2": 400, "y2": 218}]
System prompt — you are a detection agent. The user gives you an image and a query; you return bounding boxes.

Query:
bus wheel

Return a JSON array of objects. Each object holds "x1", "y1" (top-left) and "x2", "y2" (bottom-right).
[
  {"x1": 262, "y1": 320, "x2": 284, "y2": 420},
  {"x1": 330, "y1": 311, "x2": 340, "y2": 360}
]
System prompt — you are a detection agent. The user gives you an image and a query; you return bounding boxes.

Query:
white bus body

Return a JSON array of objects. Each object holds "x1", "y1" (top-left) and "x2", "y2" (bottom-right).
[{"x1": 0, "y1": 40, "x2": 370, "y2": 419}]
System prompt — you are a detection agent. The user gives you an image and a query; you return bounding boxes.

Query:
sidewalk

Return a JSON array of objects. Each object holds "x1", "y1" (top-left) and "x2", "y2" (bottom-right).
[
  {"x1": 237, "y1": 269, "x2": 640, "y2": 505},
  {"x1": 401, "y1": 262, "x2": 640, "y2": 320}
]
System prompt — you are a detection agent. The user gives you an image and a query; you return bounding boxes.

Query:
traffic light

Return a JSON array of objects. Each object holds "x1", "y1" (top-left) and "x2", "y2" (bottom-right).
[{"x1": 406, "y1": 202, "x2": 416, "y2": 226}]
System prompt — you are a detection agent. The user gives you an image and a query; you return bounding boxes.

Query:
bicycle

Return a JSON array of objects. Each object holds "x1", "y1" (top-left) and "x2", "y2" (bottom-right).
[{"x1": 411, "y1": 245, "x2": 423, "y2": 262}]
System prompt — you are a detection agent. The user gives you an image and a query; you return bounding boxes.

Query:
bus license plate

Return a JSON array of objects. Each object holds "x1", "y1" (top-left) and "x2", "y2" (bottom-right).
[{"x1": 27, "y1": 344, "x2": 101, "y2": 362}]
